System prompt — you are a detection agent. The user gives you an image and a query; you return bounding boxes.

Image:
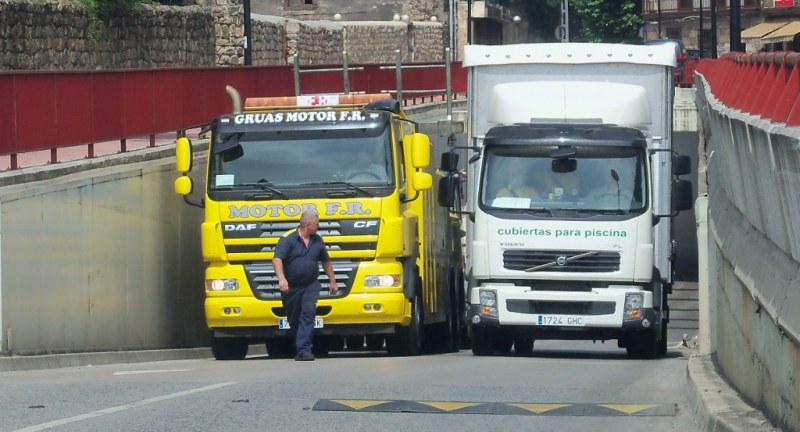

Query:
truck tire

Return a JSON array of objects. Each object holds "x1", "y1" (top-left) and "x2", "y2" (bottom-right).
[
  {"x1": 514, "y1": 334, "x2": 534, "y2": 355},
  {"x1": 658, "y1": 319, "x2": 668, "y2": 356},
  {"x1": 471, "y1": 325, "x2": 512, "y2": 356},
  {"x1": 211, "y1": 336, "x2": 249, "y2": 360},
  {"x1": 471, "y1": 325, "x2": 494, "y2": 356},
  {"x1": 626, "y1": 330, "x2": 659, "y2": 359},
  {"x1": 444, "y1": 269, "x2": 462, "y2": 352},
  {"x1": 265, "y1": 337, "x2": 294, "y2": 359},
  {"x1": 387, "y1": 296, "x2": 423, "y2": 356}
]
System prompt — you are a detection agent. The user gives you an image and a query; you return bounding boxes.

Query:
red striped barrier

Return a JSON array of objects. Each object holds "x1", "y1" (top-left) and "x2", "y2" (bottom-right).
[{"x1": 696, "y1": 52, "x2": 800, "y2": 126}]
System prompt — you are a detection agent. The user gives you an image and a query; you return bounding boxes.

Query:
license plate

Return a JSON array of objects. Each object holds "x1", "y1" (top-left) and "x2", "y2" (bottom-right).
[
  {"x1": 536, "y1": 315, "x2": 585, "y2": 327},
  {"x1": 278, "y1": 318, "x2": 324, "y2": 330}
]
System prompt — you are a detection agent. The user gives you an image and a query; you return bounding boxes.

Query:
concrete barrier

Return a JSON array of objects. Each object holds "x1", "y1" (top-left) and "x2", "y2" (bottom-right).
[
  {"x1": 695, "y1": 74, "x2": 800, "y2": 432},
  {"x1": 0, "y1": 144, "x2": 209, "y2": 357}
]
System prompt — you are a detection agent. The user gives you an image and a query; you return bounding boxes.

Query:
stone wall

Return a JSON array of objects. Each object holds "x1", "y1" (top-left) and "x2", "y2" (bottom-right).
[
  {"x1": 0, "y1": 0, "x2": 446, "y2": 71},
  {"x1": 343, "y1": 22, "x2": 408, "y2": 64},
  {"x1": 251, "y1": 14, "x2": 286, "y2": 66},
  {"x1": 408, "y1": 21, "x2": 445, "y2": 62},
  {"x1": 0, "y1": 0, "x2": 215, "y2": 70},
  {"x1": 287, "y1": 19, "x2": 344, "y2": 65}
]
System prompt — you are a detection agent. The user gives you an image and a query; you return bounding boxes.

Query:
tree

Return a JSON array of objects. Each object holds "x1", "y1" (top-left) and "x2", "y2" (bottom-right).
[
  {"x1": 571, "y1": 0, "x2": 644, "y2": 42},
  {"x1": 509, "y1": 0, "x2": 644, "y2": 43}
]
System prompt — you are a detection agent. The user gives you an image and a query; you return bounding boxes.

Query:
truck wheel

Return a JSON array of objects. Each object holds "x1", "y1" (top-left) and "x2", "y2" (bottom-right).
[
  {"x1": 265, "y1": 337, "x2": 294, "y2": 359},
  {"x1": 471, "y1": 325, "x2": 494, "y2": 356},
  {"x1": 658, "y1": 319, "x2": 668, "y2": 356},
  {"x1": 211, "y1": 336, "x2": 249, "y2": 360},
  {"x1": 514, "y1": 334, "x2": 534, "y2": 355},
  {"x1": 494, "y1": 330, "x2": 513, "y2": 354},
  {"x1": 626, "y1": 330, "x2": 659, "y2": 359},
  {"x1": 444, "y1": 270, "x2": 462, "y2": 352},
  {"x1": 387, "y1": 296, "x2": 423, "y2": 356}
]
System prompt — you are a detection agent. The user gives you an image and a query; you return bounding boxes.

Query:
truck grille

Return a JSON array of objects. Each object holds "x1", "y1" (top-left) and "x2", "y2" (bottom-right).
[
  {"x1": 503, "y1": 250, "x2": 620, "y2": 273},
  {"x1": 244, "y1": 260, "x2": 358, "y2": 300},
  {"x1": 507, "y1": 300, "x2": 615, "y2": 315},
  {"x1": 224, "y1": 219, "x2": 379, "y2": 254}
]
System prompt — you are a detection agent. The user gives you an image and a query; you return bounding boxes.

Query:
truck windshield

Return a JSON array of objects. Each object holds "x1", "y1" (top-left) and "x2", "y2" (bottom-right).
[
  {"x1": 208, "y1": 126, "x2": 394, "y2": 189},
  {"x1": 479, "y1": 145, "x2": 648, "y2": 215}
]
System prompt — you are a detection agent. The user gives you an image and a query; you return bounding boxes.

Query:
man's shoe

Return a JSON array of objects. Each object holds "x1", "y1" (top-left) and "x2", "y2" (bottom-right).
[{"x1": 294, "y1": 351, "x2": 315, "y2": 361}]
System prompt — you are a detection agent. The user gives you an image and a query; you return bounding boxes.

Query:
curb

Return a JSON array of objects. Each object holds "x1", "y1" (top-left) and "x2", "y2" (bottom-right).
[
  {"x1": 0, "y1": 348, "x2": 212, "y2": 372},
  {"x1": 0, "y1": 345, "x2": 271, "y2": 373},
  {"x1": 686, "y1": 353, "x2": 782, "y2": 431}
]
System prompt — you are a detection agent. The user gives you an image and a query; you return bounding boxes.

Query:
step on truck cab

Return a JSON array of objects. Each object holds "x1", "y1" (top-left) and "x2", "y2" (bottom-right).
[
  {"x1": 438, "y1": 43, "x2": 693, "y2": 358},
  {"x1": 176, "y1": 89, "x2": 464, "y2": 359}
]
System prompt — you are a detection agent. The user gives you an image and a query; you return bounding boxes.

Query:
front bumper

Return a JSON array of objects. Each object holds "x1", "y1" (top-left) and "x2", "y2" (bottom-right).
[
  {"x1": 469, "y1": 285, "x2": 657, "y2": 338},
  {"x1": 206, "y1": 291, "x2": 410, "y2": 331}
]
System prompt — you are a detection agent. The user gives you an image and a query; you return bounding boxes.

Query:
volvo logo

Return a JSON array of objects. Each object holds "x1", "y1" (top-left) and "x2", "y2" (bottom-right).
[{"x1": 525, "y1": 251, "x2": 599, "y2": 272}]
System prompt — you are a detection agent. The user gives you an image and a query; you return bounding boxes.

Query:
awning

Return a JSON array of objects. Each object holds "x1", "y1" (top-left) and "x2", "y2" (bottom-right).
[
  {"x1": 741, "y1": 21, "x2": 789, "y2": 42},
  {"x1": 761, "y1": 21, "x2": 800, "y2": 44}
]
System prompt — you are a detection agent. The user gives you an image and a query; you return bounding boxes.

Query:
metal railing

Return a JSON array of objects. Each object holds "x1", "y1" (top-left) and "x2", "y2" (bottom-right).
[
  {"x1": 1, "y1": 59, "x2": 466, "y2": 170},
  {"x1": 292, "y1": 48, "x2": 457, "y2": 118},
  {"x1": 696, "y1": 52, "x2": 800, "y2": 126},
  {"x1": 379, "y1": 48, "x2": 454, "y2": 118}
]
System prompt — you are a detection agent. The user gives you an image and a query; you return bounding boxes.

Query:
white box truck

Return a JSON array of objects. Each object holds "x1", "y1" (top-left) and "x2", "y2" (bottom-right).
[{"x1": 438, "y1": 43, "x2": 693, "y2": 358}]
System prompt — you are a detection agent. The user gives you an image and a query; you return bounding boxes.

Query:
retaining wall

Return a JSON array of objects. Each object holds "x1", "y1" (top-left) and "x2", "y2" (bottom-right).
[
  {"x1": 0, "y1": 0, "x2": 445, "y2": 70},
  {"x1": 695, "y1": 76, "x2": 800, "y2": 432}
]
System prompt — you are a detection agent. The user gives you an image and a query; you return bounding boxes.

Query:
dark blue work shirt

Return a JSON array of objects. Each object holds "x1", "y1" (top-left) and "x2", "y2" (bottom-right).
[{"x1": 274, "y1": 229, "x2": 330, "y2": 287}]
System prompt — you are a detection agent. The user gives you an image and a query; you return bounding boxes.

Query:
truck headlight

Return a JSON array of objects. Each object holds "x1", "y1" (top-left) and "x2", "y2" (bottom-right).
[
  {"x1": 206, "y1": 279, "x2": 239, "y2": 292},
  {"x1": 364, "y1": 274, "x2": 401, "y2": 288},
  {"x1": 479, "y1": 289, "x2": 498, "y2": 318},
  {"x1": 624, "y1": 292, "x2": 644, "y2": 320}
]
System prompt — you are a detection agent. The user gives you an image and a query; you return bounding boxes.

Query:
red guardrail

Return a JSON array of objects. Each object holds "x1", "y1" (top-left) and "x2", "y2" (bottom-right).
[
  {"x1": 0, "y1": 62, "x2": 467, "y2": 169},
  {"x1": 695, "y1": 52, "x2": 800, "y2": 126}
]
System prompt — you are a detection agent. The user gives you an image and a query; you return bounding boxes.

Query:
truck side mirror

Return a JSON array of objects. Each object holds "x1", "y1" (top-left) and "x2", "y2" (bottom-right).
[
  {"x1": 174, "y1": 175, "x2": 193, "y2": 196},
  {"x1": 440, "y1": 152, "x2": 459, "y2": 173},
  {"x1": 176, "y1": 137, "x2": 193, "y2": 173},
  {"x1": 407, "y1": 133, "x2": 431, "y2": 168},
  {"x1": 438, "y1": 175, "x2": 458, "y2": 207},
  {"x1": 412, "y1": 171, "x2": 432, "y2": 191},
  {"x1": 673, "y1": 179, "x2": 693, "y2": 212},
  {"x1": 673, "y1": 154, "x2": 691, "y2": 176}
]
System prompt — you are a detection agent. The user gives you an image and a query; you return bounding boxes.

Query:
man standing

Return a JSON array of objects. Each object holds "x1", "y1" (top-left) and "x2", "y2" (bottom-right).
[{"x1": 273, "y1": 210, "x2": 338, "y2": 361}]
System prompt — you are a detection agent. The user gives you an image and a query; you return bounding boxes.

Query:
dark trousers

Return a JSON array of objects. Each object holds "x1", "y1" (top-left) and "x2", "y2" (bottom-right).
[{"x1": 281, "y1": 281, "x2": 321, "y2": 354}]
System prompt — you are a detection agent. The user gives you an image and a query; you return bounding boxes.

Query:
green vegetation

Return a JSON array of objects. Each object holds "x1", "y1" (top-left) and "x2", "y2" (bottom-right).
[
  {"x1": 78, "y1": 0, "x2": 143, "y2": 45},
  {"x1": 571, "y1": 0, "x2": 644, "y2": 42},
  {"x1": 80, "y1": 0, "x2": 142, "y2": 19},
  {"x1": 510, "y1": 0, "x2": 644, "y2": 43}
]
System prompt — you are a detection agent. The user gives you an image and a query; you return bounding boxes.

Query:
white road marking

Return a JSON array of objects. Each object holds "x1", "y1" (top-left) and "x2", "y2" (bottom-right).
[
  {"x1": 14, "y1": 381, "x2": 236, "y2": 432},
  {"x1": 112, "y1": 369, "x2": 191, "y2": 376}
]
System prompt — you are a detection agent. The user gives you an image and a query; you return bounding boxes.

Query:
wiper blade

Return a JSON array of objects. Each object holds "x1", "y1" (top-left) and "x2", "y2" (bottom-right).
[
  {"x1": 300, "y1": 181, "x2": 373, "y2": 197},
  {"x1": 232, "y1": 180, "x2": 288, "y2": 198},
  {"x1": 502, "y1": 207, "x2": 555, "y2": 217}
]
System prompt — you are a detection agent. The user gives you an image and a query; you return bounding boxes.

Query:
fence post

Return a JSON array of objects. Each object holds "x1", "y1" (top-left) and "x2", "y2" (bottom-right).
[
  {"x1": 293, "y1": 53, "x2": 301, "y2": 96},
  {"x1": 445, "y1": 47, "x2": 452, "y2": 118},
  {"x1": 395, "y1": 49, "x2": 403, "y2": 103},
  {"x1": 343, "y1": 51, "x2": 351, "y2": 95}
]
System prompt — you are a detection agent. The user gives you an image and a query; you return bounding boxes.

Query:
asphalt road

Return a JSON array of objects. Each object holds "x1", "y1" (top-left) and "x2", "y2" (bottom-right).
[{"x1": 1, "y1": 341, "x2": 700, "y2": 432}]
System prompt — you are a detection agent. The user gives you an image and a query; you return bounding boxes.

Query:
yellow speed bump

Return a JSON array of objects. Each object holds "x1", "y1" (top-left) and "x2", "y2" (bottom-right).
[{"x1": 313, "y1": 399, "x2": 677, "y2": 416}]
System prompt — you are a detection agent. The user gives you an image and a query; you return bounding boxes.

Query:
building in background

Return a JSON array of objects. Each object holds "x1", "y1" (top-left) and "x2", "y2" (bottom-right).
[
  {"x1": 641, "y1": 0, "x2": 800, "y2": 53},
  {"x1": 252, "y1": 0, "x2": 528, "y2": 61}
]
